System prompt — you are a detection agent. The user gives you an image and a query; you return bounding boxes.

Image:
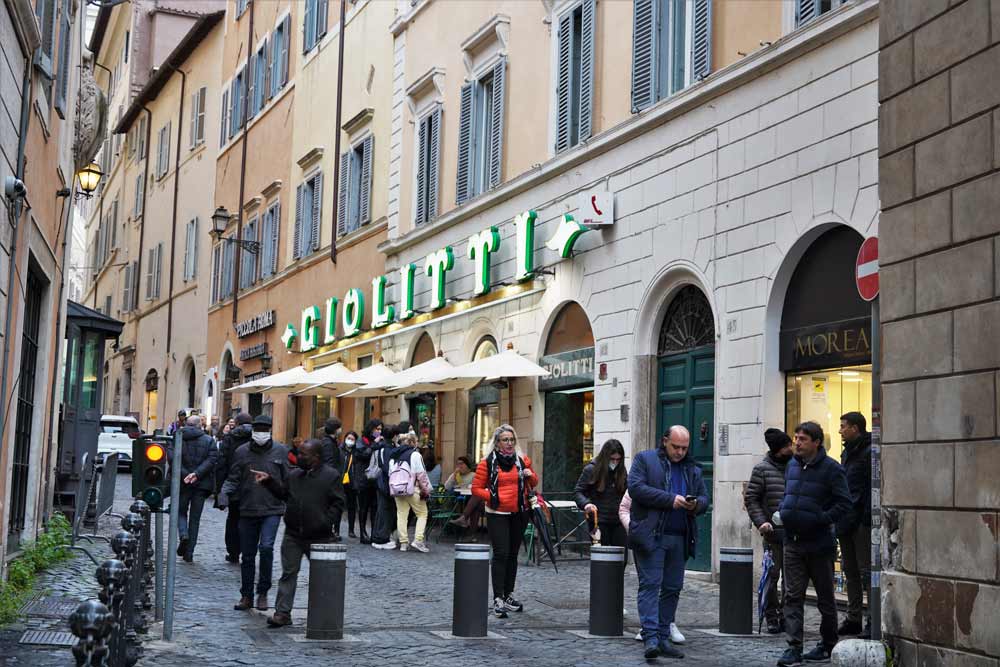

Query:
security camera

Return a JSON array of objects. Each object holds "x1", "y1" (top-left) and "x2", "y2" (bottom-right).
[{"x1": 4, "y1": 176, "x2": 26, "y2": 200}]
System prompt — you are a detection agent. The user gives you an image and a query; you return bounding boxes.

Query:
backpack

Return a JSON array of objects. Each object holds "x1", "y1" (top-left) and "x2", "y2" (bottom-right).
[
  {"x1": 387, "y1": 455, "x2": 415, "y2": 497},
  {"x1": 365, "y1": 450, "x2": 382, "y2": 481}
]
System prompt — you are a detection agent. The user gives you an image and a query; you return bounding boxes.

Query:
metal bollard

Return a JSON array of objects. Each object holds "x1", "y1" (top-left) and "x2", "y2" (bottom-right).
[
  {"x1": 588, "y1": 546, "x2": 626, "y2": 637},
  {"x1": 306, "y1": 543, "x2": 347, "y2": 640},
  {"x1": 719, "y1": 547, "x2": 754, "y2": 634},
  {"x1": 69, "y1": 599, "x2": 113, "y2": 667},
  {"x1": 452, "y1": 543, "x2": 490, "y2": 638},
  {"x1": 96, "y1": 559, "x2": 128, "y2": 665}
]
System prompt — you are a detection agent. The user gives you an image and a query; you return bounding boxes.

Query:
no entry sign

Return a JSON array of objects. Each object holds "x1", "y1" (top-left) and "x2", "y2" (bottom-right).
[{"x1": 856, "y1": 236, "x2": 879, "y2": 301}]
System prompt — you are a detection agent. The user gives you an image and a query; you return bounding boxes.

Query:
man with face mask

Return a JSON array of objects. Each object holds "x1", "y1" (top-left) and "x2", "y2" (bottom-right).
[
  {"x1": 218, "y1": 415, "x2": 289, "y2": 613},
  {"x1": 744, "y1": 428, "x2": 794, "y2": 635}
]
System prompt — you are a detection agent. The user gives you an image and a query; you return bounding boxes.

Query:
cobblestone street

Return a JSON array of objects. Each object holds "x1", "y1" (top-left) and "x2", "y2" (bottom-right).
[{"x1": 1, "y1": 475, "x2": 829, "y2": 666}]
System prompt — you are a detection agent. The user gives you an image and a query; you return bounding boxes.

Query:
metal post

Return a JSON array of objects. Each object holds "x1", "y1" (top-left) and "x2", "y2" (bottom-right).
[
  {"x1": 154, "y1": 511, "x2": 163, "y2": 621},
  {"x1": 718, "y1": 547, "x2": 754, "y2": 635},
  {"x1": 870, "y1": 297, "x2": 881, "y2": 641},
  {"x1": 69, "y1": 600, "x2": 114, "y2": 667},
  {"x1": 163, "y1": 431, "x2": 182, "y2": 640},
  {"x1": 452, "y1": 543, "x2": 490, "y2": 638},
  {"x1": 588, "y1": 545, "x2": 625, "y2": 637},
  {"x1": 306, "y1": 543, "x2": 347, "y2": 640}
]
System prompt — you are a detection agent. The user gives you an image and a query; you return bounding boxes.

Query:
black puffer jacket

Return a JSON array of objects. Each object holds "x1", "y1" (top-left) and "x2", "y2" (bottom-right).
[
  {"x1": 838, "y1": 432, "x2": 872, "y2": 536},
  {"x1": 778, "y1": 447, "x2": 851, "y2": 554},
  {"x1": 574, "y1": 462, "x2": 626, "y2": 526},
  {"x1": 744, "y1": 453, "x2": 788, "y2": 544},
  {"x1": 262, "y1": 464, "x2": 346, "y2": 540},
  {"x1": 216, "y1": 424, "x2": 252, "y2": 493},
  {"x1": 219, "y1": 438, "x2": 290, "y2": 517},
  {"x1": 178, "y1": 426, "x2": 220, "y2": 493},
  {"x1": 342, "y1": 438, "x2": 372, "y2": 492},
  {"x1": 321, "y1": 433, "x2": 344, "y2": 473}
]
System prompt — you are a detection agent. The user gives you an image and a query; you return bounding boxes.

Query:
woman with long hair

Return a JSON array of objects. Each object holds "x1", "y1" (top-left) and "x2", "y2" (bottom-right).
[
  {"x1": 352, "y1": 419, "x2": 382, "y2": 544},
  {"x1": 575, "y1": 439, "x2": 628, "y2": 551},
  {"x1": 471, "y1": 424, "x2": 537, "y2": 618}
]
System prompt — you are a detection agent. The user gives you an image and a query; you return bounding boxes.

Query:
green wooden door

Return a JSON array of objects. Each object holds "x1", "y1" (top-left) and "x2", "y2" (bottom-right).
[{"x1": 658, "y1": 345, "x2": 714, "y2": 572}]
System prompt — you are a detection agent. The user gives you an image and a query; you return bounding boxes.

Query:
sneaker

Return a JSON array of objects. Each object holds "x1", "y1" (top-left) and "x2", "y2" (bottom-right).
[
  {"x1": 634, "y1": 631, "x2": 643, "y2": 641},
  {"x1": 503, "y1": 595, "x2": 523, "y2": 612},
  {"x1": 643, "y1": 640, "x2": 660, "y2": 659},
  {"x1": 399, "y1": 543, "x2": 409, "y2": 552},
  {"x1": 668, "y1": 622, "x2": 685, "y2": 644},
  {"x1": 411, "y1": 541, "x2": 429, "y2": 553},
  {"x1": 803, "y1": 643, "x2": 833, "y2": 662},
  {"x1": 837, "y1": 619, "x2": 863, "y2": 636},
  {"x1": 493, "y1": 597, "x2": 508, "y2": 619},
  {"x1": 372, "y1": 541, "x2": 396, "y2": 550},
  {"x1": 777, "y1": 648, "x2": 803, "y2": 667},
  {"x1": 657, "y1": 641, "x2": 684, "y2": 659}
]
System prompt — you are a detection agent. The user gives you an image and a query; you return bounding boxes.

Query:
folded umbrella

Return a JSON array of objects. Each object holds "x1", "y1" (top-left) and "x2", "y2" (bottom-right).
[
  {"x1": 757, "y1": 548, "x2": 775, "y2": 634},
  {"x1": 529, "y1": 495, "x2": 558, "y2": 573}
]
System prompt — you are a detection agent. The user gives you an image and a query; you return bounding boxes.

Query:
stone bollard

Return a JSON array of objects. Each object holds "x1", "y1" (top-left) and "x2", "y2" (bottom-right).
[
  {"x1": 306, "y1": 543, "x2": 348, "y2": 640},
  {"x1": 69, "y1": 599, "x2": 114, "y2": 667},
  {"x1": 831, "y1": 639, "x2": 889, "y2": 667},
  {"x1": 452, "y1": 544, "x2": 491, "y2": 638}
]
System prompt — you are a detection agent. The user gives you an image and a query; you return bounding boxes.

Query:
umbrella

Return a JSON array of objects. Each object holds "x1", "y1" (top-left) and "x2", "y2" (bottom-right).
[
  {"x1": 529, "y1": 494, "x2": 558, "y2": 572},
  {"x1": 757, "y1": 548, "x2": 775, "y2": 634},
  {"x1": 228, "y1": 365, "x2": 312, "y2": 394},
  {"x1": 453, "y1": 347, "x2": 551, "y2": 380},
  {"x1": 291, "y1": 362, "x2": 359, "y2": 397},
  {"x1": 342, "y1": 357, "x2": 482, "y2": 398}
]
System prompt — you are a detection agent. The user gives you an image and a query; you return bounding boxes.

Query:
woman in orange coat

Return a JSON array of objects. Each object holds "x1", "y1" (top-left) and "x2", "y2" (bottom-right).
[{"x1": 471, "y1": 424, "x2": 538, "y2": 619}]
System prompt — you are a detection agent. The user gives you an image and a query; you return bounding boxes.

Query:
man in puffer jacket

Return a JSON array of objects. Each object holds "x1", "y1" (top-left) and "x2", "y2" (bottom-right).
[
  {"x1": 776, "y1": 421, "x2": 851, "y2": 667},
  {"x1": 744, "y1": 428, "x2": 794, "y2": 634},
  {"x1": 175, "y1": 416, "x2": 220, "y2": 562},
  {"x1": 836, "y1": 412, "x2": 872, "y2": 639}
]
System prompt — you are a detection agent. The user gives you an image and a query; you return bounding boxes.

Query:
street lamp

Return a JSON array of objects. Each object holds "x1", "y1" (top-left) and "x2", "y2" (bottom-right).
[
  {"x1": 210, "y1": 206, "x2": 260, "y2": 254},
  {"x1": 260, "y1": 353, "x2": 272, "y2": 372},
  {"x1": 76, "y1": 162, "x2": 103, "y2": 199}
]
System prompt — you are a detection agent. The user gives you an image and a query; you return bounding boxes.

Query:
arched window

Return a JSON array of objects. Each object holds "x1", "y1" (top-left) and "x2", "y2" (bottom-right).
[
  {"x1": 657, "y1": 285, "x2": 714, "y2": 355},
  {"x1": 544, "y1": 302, "x2": 594, "y2": 355},
  {"x1": 473, "y1": 336, "x2": 498, "y2": 361},
  {"x1": 187, "y1": 363, "x2": 196, "y2": 409},
  {"x1": 411, "y1": 333, "x2": 436, "y2": 366}
]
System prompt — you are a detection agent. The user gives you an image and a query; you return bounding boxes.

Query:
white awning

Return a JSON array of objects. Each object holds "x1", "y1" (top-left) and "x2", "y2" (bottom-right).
[
  {"x1": 293, "y1": 362, "x2": 397, "y2": 398},
  {"x1": 342, "y1": 357, "x2": 483, "y2": 398},
  {"x1": 228, "y1": 365, "x2": 313, "y2": 394},
  {"x1": 454, "y1": 347, "x2": 550, "y2": 380}
]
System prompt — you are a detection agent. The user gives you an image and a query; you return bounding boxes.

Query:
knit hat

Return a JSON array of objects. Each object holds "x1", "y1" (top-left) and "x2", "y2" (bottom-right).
[{"x1": 764, "y1": 428, "x2": 791, "y2": 453}]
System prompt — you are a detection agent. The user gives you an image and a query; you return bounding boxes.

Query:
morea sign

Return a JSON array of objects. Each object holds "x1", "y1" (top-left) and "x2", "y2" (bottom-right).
[
  {"x1": 282, "y1": 209, "x2": 592, "y2": 353},
  {"x1": 779, "y1": 317, "x2": 872, "y2": 372}
]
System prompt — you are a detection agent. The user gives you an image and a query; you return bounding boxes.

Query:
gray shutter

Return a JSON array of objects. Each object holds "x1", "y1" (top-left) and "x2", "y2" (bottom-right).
[
  {"x1": 415, "y1": 116, "x2": 427, "y2": 225},
  {"x1": 282, "y1": 16, "x2": 291, "y2": 85},
  {"x1": 261, "y1": 39, "x2": 270, "y2": 103},
  {"x1": 190, "y1": 92, "x2": 197, "y2": 148},
  {"x1": 293, "y1": 183, "x2": 304, "y2": 259},
  {"x1": 220, "y1": 88, "x2": 229, "y2": 145},
  {"x1": 146, "y1": 247, "x2": 155, "y2": 299},
  {"x1": 211, "y1": 245, "x2": 221, "y2": 302},
  {"x1": 132, "y1": 261, "x2": 139, "y2": 309},
  {"x1": 270, "y1": 202, "x2": 280, "y2": 274},
  {"x1": 428, "y1": 107, "x2": 441, "y2": 221},
  {"x1": 54, "y1": 0, "x2": 70, "y2": 116},
  {"x1": 554, "y1": 11, "x2": 573, "y2": 153},
  {"x1": 359, "y1": 136, "x2": 373, "y2": 225},
  {"x1": 36, "y1": 0, "x2": 55, "y2": 77},
  {"x1": 579, "y1": 0, "x2": 596, "y2": 141},
  {"x1": 270, "y1": 32, "x2": 280, "y2": 97},
  {"x1": 455, "y1": 82, "x2": 473, "y2": 204},
  {"x1": 230, "y1": 79, "x2": 239, "y2": 137},
  {"x1": 247, "y1": 53, "x2": 256, "y2": 117},
  {"x1": 183, "y1": 221, "x2": 191, "y2": 282},
  {"x1": 337, "y1": 152, "x2": 349, "y2": 238},
  {"x1": 122, "y1": 264, "x2": 132, "y2": 312},
  {"x1": 795, "y1": 0, "x2": 820, "y2": 26},
  {"x1": 631, "y1": 0, "x2": 657, "y2": 113},
  {"x1": 111, "y1": 199, "x2": 119, "y2": 248},
  {"x1": 488, "y1": 58, "x2": 506, "y2": 189},
  {"x1": 154, "y1": 244, "x2": 163, "y2": 298},
  {"x1": 303, "y1": 0, "x2": 315, "y2": 52},
  {"x1": 310, "y1": 173, "x2": 322, "y2": 250},
  {"x1": 317, "y1": 0, "x2": 329, "y2": 38},
  {"x1": 691, "y1": 0, "x2": 711, "y2": 81}
]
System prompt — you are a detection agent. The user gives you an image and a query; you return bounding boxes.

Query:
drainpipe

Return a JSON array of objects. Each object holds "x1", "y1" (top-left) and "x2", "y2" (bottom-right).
[
  {"x1": 328, "y1": 0, "x2": 346, "y2": 265},
  {"x1": 164, "y1": 64, "x2": 185, "y2": 354},
  {"x1": 0, "y1": 50, "x2": 36, "y2": 450},
  {"x1": 232, "y1": 0, "x2": 254, "y2": 325}
]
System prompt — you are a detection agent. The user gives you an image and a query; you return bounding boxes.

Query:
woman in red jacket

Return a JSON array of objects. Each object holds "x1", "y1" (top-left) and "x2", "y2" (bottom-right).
[{"x1": 471, "y1": 424, "x2": 537, "y2": 618}]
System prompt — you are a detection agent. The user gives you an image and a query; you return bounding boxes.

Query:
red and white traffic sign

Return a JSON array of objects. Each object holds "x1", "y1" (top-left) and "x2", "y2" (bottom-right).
[{"x1": 856, "y1": 236, "x2": 879, "y2": 301}]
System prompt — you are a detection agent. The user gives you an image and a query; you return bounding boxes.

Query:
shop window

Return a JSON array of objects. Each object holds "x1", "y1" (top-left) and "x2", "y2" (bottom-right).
[{"x1": 785, "y1": 366, "x2": 871, "y2": 462}]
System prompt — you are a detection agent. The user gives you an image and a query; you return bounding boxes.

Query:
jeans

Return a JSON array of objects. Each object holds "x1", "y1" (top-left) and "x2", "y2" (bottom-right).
[
  {"x1": 238, "y1": 515, "x2": 281, "y2": 598},
  {"x1": 394, "y1": 493, "x2": 428, "y2": 544},
  {"x1": 372, "y1": 491, "x2": 397, "y2": 544},
  {"x1": 343, "y1": 486, "x2": 358, "y2": 534},
  {"x1": 274, "y1": 535, "x2": 321, "y2": 614},
  {"x1": 839, "y1": 525, "x2": 871, "y2": 625},
  {"x1": 225, "y1": 503, "x2": 241, "y2": 559},
  {"x1": 763, "y1": 542, "x2": 785, "y2": 623},
  {"x1": 634, "y1": 533, "x2": 686, "y2": 643},
  {"x1": 485, "y1": 512, "x2": 527, "y2": 599},
  {"x1": 177, "y1": 486, "x2": 209, "y2": 556},
  {"x1": 783, "y1": 541, "x2": 838, "y2": 649}
]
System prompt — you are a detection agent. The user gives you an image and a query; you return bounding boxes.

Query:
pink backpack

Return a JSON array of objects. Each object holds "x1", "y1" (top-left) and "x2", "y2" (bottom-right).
[{"x1": 387, "y1": 456, "x2": 415, "y2": 497}]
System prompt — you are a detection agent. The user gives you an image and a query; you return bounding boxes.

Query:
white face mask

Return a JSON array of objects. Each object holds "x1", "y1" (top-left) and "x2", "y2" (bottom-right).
[
  {"x1": 609, "y1": 462, "x2": 619, "y2": 471},
  {"x1": 345, "y1": 439, "x2": 356, "y2": 448},
  {"x1": 251, "y1": 431, "x2": 270, "y2": 445}
]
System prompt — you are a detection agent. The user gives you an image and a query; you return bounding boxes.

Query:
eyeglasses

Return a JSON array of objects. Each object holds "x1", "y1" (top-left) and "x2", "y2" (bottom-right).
[{"x1": 499, "y1": 437, "x2": 516, "y2": 443}]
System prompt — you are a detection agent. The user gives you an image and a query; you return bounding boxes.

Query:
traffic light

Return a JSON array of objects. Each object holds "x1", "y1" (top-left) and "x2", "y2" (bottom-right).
[{"x1": 132, "y1": 436, "x2": 171, "y2": 509}]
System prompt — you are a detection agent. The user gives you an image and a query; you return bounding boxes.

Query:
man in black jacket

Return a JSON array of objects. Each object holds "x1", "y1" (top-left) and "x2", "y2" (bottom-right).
[
  {"x1": 176, "y1": 416, "x2": 220, "y2": 562},
  {"x1": 218, "y1": 414, "x2": 289, "y2": 613},
  {"x1": 777, "y1": 421, "x2": 851, "y2": 666},
  {"x1": 218, "y1": 413, "x2": 253, "y2": 564},
  {"x1": 744, "y1": 428, "x2": 793, "y2": 634},
  {"x1": 252, "y1": 439, "x2": 345, "y2": 628},
  {"x1": 837, "y1": 411, "x2": 872, "y2": 638},
  {"x1": 320, "y1": 417, "x2": 345, "y2": 541}
]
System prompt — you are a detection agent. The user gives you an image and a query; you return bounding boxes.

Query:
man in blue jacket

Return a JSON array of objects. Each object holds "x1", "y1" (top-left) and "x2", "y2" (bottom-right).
[
  {"x1": 777, "y1": 421, "x2": 851, "y2": 666},
  {"x1": 627, "y1": 425, "x2": 709, "y2": 660}
]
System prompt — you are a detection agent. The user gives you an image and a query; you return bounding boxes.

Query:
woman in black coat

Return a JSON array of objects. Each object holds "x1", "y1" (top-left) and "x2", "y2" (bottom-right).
[
  {"x1": 574, "y1": 439, "x2": 628, "y2": 551},
  {"x1": 352, "y1": 419, "x2": 382, "y2": 544}
]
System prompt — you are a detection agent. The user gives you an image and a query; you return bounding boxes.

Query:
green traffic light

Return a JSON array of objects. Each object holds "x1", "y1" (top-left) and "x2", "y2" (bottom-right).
[{"x1": 142, "y1": 487, "x2": 163, "y2": 510}]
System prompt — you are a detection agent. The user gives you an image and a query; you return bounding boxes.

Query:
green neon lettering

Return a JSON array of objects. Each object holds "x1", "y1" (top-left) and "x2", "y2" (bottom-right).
[
  {"x1": 545, "y1": 213, "x2": 589, "y2": 259},
  {"x1": 371, "y1": 275, "x2": 395, "y2": 328},
  {"x1": 424, "y1": 247, "x2": 454, "y2": 310},
  {"x1": 281, "y1": 323, "x2": 298, "y2": 351},
  {"x1": 399, "y1": 263, "x2": 417, "y2": 320},
  {"x1": 342, "y1": 288, "x2": 365, "y2": 338},
  {"x1": 467, "y1": 227, "x2": 501, "y2": 296},
  {"x1": 324, "y1": 297, "x2": 338, "y2": 344},
  {"x1": 514, "y1": 210, "x2": 537, "y2": 281},
  {"x1": 300, "y1": 305, "x2": 321, "y2": 352}
]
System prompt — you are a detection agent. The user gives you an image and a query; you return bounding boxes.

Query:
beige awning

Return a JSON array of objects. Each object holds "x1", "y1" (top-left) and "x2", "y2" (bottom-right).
[
  {"x1": 342, "y1": 357, "x2": 483, "y2": 398},
  {"x1": 228, "y1": 365, "x2": 313, "y2": 394},
  {"x1": 454, "y1": 347, "x2": 550, "y2": 380},
  {"x1": 293, "y1": 362, "x2": 397, "y2": 398}
]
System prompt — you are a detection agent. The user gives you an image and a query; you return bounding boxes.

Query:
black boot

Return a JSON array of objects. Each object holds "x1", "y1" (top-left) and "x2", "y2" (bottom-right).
[{"x1": 359, "y1": 527, "x2": 370, "y2": 544}]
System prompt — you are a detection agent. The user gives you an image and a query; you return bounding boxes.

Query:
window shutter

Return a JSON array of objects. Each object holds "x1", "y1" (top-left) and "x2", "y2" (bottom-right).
[
  {"x1": 220, "y1": 88, "x2": 229, "y2": 146},
  {"x1": 310, "y1": 172, "x2": 322, "y2": 250},
  {"x1": 111, "y1": 199, "x2": 119, "y2": 248},
  {"x1": 269, "y1": 202, "x2": 280, "y2": 274},
  {"x1": 248, "y1": 54, "x2": 257, "y2": 118},
  {"x1": 223, "y1": 241, "x2": 234, "y2": 297},
  {"x1": 359, "y1": 136, "x2": 373, "y2": 225},
  {"x1": 293, "y1": 183, "x2": 304, "y2": 259},
  {"x1": 456, "y1": 82, "x2": 473, "y2": 205},
  {"x1": 122, "y1": 264, "x2": 132, "y2": 313},
  {"x1": 146, "y1": 247, "x2": 155, "y2": 299},
  {"x1": 554, "y1": 11, "x2": 573, "y2": 153},
  {"x1": 36, "y1": 0, "x2": 55, "y2": 77},
  {"x1": 260, "y1": 40, "x2": 270, "y2": 104},
  {"x1": 579, "y1": 0, "x2": 596, "y2": 142},
  {"x1": 54, "y1": 0, "x2": 71, "y2": 117},
  {"x1": 428, "y1": 107, "x2": 441, "y2": 221},
  {"x1": 154, "y1": 243, "x2": 163, "y2": 299},
  {"x1": 281, "y1": 16, "x2": 291, "y2": 85},
  {"x1": 691, "y1": 0, "x2": 712, "y2": 81},
  {"x1": 317, "y1": 0, "x2": 329, "y2": 39},
  {"x1": 211, "y1": 244, "x2": 221, "y2": 302},
  {"x1": 631, "y1": 0, "x2": 657, "y2": 113},
  {"x1": 198, "y1": 88, "x2": 206, "y2": 142},
  {"x1": 190, "y1": 92, "x2": 197, "y2": 148},
  {"x1": 795, "y1": 0, "x2": 820, "y2": 26},
  {"x1": 230, "y1": 79, "x2": 239, "y2": 137},
  {"x1": 337, "y1": 152, "x2": 350, "y2": 238},
  {"x1": 260, "y1": 208, "x2": 272, "y2": 278},
  {"x1": 304, "y1": 0, "x2": 315, "y2": 52},
  {"x1": 183, "y1": 221, "x2": 191, "y2": 282},
  {"x1": 488, "y1": 57, "x2": 506, "y2": 189},
  {"x1": 415, "y1": 116, "x2": 427, "y2": 225}
]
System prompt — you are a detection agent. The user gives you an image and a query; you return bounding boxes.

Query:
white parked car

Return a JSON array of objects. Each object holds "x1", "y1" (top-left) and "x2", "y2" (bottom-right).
[{"x1": 96, "y1": 415, "x2": 141, "y2": 471}]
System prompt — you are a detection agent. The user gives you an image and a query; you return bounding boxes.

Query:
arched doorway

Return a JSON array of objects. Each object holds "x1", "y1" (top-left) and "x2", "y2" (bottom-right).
[
  {"x1": 186, "y1": 361, "x2": 196, "y2": 410},
  {"x1": 468, "y1": 336, "x2": 500, "y2": 463},
  {"x1": 540, "y1": 302, "x2": 595, "y2": 492},
  {"x1": 657, "y1": 285, "x2": 715, "y2": 572},
  {"x1": 408, "y1": 333, "x2": 438, "y2": 449},
  {"x1": 143, "y1": 369, "x2": 159, "y2": 433},
  {"x1": 221, "y1": 349, "x2": 239, "y2": 420}
]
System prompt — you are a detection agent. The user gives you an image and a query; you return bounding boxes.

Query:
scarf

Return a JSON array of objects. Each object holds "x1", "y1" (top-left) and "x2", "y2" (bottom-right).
[{"x1": 486, "y1": 450, "x2": 525, "y2": 512}]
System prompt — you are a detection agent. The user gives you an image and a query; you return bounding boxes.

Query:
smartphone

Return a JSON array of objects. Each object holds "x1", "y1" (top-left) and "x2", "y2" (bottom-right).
[{"x1": 684, "y1": 495, "x2": 697, "y2": 504}]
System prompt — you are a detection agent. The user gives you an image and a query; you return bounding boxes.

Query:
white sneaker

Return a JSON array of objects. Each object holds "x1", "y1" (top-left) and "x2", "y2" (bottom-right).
[
  {"x1": 411, "y1": 541, "x2": 429, "y2": 553},
  {"x1": 399, "y1": 543, "x2": 409, "y2": 552},
  {"x1": 372, "y1": 541, "x2": 395, "y2": 550},
  {"x1": 634, "y1": 631, "x2": 643, "y2": 641},
  {"x1": 668, "y1": 623, "x2": 685, "y2": 644}
]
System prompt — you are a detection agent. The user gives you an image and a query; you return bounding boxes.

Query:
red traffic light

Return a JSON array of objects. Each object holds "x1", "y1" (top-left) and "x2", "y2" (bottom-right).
[{"x1": 145, "y1": 443, "x2": 165, "y2": 462}]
